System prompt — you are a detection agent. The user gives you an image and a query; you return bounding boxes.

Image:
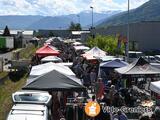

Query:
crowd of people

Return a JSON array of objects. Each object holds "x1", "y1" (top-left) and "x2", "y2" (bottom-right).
[{"x1": 30, "y1": 39, "x2": 160, "y2": 120}]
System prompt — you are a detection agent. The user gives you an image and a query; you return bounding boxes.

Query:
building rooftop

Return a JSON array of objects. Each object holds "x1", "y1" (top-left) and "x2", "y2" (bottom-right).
[{"x1": 0, "y1": 30, "x2": 34, "y2": 35}]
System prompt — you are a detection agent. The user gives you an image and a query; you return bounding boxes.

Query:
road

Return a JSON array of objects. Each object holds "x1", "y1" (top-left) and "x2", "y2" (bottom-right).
[{"x1": 0, "y1": 51, "x2": 13, "y2": 61}]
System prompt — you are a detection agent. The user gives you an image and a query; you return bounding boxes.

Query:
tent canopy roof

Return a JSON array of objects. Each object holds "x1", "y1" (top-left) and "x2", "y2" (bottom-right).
[
  {"x1": 29, "y1": 62, "x2": 75, "y2": 77},
  {"x1": 23, "y1": 70, "x2": 85, "y2": 91},
  {"x1": 72, "y1": 42, "x2": 83, "y2": 46},
  {"x1": 73, "y1": 46, "x2": 90, "y2": 51},
  {"x1": 150, "y1": 81, "x2": 160, "y2": 94},
  {"x1": 27, "y1": 62, "x2": 75, "y2": 85},
  {"x1": 100, "y1": 59, "x2": 128, "y2": 68},
  {"x1": 36, "y1": 45, "x2": 60, "y2": 56},
  {"x1": 101, "y1": 56, "x2": 123, "y2": 62},
  {"x1": 41, "y1": 56, "x2": 62, "y2": 62},
  {"x1": 115, "y1": 57, "x2": 160, "y2": 75},
  {"x1": 82, "y1": 47, "x2": 107, "y2": 60},
  {"x1": 82, "y1": 53, "x2": 97, "y2": 60}
]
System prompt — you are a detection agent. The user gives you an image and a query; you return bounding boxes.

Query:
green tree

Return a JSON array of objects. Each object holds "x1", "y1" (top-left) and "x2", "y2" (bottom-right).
[
  {"x1": 69, "y1": 22, "x2": 82, "y2": 31},
  {"x1": 34, "y1": 32, "x2": 43, "y2": 38},
  {"x1": 2, "y1": 25, "x2": 11, "y2": 36},
  {"x1": 87, "y1": 35, "x2": 124, "y2": 55},
  {"x1": 48, "y1": 31, "x2": 54, "y2": 37}
]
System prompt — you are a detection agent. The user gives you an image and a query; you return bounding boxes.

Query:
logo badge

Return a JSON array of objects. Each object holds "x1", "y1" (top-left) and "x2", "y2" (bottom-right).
[{"x1": 85, "y1": 101, "x2": 100, "y2": 117}]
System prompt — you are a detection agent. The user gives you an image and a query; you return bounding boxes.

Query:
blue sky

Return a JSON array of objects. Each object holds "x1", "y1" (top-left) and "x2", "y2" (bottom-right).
[{"x1": 0, "y1": 0, "x2": 149, "y2": 16}]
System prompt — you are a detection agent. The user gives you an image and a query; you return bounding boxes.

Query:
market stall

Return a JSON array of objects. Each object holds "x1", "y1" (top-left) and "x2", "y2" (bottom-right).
[
  {"x1": 115, "y1": 57, "x2": 160, "y2": 75},
  {"x1": 23, "y1": 70, "x2": 85, "y2": 91},
  {"x1": 99, "y1": 59, "x2": 128, "y2": 80},
  {"x1": 27, "y1": 62, "x2": 75, "y2": 84},
  {"x1": 114, "y1": 57, "x2": 160, "y2": 102},
  {"x1": 100, "y1": 59, "x2": 128, "y2": 68},
  {"x1": 83, "y1": 47, "x2": 107, "y2": 59},
  {"x1": 150, "y1": 81, "x2": 160, "y2": 94},
  {"x1": 29, "y1": 62, "x2": 75, "y2": 76},
  {"x1": 150, "y1": 81, "x2": 160, "y2": 104},
  {"x1": 36, "y1": 44, "x2": 60, "y2": 57}
]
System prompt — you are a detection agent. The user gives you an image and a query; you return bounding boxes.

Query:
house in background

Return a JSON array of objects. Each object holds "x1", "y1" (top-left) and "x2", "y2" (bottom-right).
[
  {"x1": 71, "y1": 31, "x2": 90, "y2": 41},
  {"x1": 0, "y1": 29, "x2": 34, "y2": 48},
  {"x1": 38, "y1": 29, "x2": 71, "y2": 38},
  {"x1": 38, "y1": 29, "x2": 90, "y2": 41}
]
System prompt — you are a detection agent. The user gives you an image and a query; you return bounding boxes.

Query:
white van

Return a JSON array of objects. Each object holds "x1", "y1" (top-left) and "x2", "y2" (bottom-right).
[
  {"x1": 7, "y1": 90, "x2": 52, "y2": 120},
  {"x1": 128, "y1": 51, "x2": 144, "y2": 63}
]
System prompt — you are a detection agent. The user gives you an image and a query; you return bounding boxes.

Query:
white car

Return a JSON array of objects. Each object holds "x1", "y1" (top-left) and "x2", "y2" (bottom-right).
[
  {"x1": 7, "y1": 90, "x2": 52, "y2": 120},
  {"x1": 143, "y1": 56, "x2": 157, "y2": 63},
  {"x1": 155, "y1": 55, "x2": 160, "y2": 63},
  {"x1": 128, "y1": 51, "x2": 144, "y2": 63}
]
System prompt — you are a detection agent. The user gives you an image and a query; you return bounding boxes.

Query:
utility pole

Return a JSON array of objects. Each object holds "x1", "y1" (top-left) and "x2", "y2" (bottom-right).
[
  {"x1": 90, "y1": 6, "x2": 94, "y2": 28},
  {"x1": 77, "y1": 15, "x2": 80, "y2": 24},
  {"x1": 126, "y1": 0, "x2": 130, "y2": 62}
]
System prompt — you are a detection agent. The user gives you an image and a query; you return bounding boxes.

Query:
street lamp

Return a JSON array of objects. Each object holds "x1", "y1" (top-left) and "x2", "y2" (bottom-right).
[
  {"x1": 90, "y1": 6, "x2": 93, "y2": 29},
  {"x1": 77, "y1": 15, "x2": 80, "y2": 24},
  {"x1": 126, "y1": 0, "x2": 130, "y2": 62}
]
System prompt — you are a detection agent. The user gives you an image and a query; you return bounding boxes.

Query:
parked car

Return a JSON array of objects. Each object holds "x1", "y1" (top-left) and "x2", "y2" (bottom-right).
[
  {"x1": 128, "y1": 51, "x2": 144, "y2": 63},
  {"x1": 143, "y1": 56, "x2": 157, "y2": 63},
  {"x1": 154, "y1": 55, "x2": 160, "y2": 63},
  {"x1": 7, "y1": 90, "x2": 52, "y2": 120}
]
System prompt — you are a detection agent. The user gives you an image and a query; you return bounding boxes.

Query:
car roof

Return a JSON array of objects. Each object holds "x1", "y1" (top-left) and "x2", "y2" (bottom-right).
[
  {"x1": 145, "y1": 56, "x2": 155, "y2": 58},
  {"x1": 155, "y1": 55, "x2": 160, "y2": 57}
]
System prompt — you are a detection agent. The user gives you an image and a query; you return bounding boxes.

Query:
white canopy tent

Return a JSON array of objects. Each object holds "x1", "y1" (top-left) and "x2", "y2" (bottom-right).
[
  {"x1": 41, "y1": 56, "x2": 62, "y2": 63},
  {"x1": 72, "y1": 42, "x2": 83, "y2": 46},
  {"x1": 30, "y1": 62, "x2": 75, "y2": 76},
  {"x1": 56, "y1": 62, "x2": 73, "y2": 67},
  {"x1": 150, "y1": 81, "x2": 160, "y2": 94},
  {"x1": 82, "y1": 47, "x2": 107, "y2": 60},
  {"x1": 27, "y1": 62, "x2": 75, "y2": 84},
  {"x1": 84, "y1": 47, "x2": 106, "y2": 58},
  {"x1": 73, "y1": 46, "x2": 90, "y2": 51},
  {"x1": 101, "y1": 56, "x2": 123, "y2": 62}
]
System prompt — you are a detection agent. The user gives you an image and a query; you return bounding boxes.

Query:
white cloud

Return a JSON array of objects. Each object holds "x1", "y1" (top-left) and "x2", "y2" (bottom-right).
[
  {"x1": 0, "y1": 0, "x2": 149, "y2": 16},
  {"x1": 89, "y1": 0, "x2": 149, "y2": 12}
]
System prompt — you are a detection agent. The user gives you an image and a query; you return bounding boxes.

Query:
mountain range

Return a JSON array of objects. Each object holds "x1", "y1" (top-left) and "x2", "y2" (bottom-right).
[
  {"x1": 0, "y1": 11, "x2": 119, "y2": 30},
  {"x1": 1, "y1": 0, "x2": 158, "y2": 30},
  {"x1": 98, "y1": 0, "x2": 160, "y2": 28}
]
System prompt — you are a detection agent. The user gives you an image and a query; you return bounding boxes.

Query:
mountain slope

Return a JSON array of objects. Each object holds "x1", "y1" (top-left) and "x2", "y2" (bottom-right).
[
  {"x1": 28, "y1": 11, "x2": 118, "y2": 29},
  {"x1": 98, "y1": 0, "x2": 160, "y2": 27},
  {"x1": 28, "y1": 16, "x2": 72, "y2": 30},
  {"x1": 0, "y1": 15, "x2": 43, "y2": 29},
  {"x1": 0, "y1": 11, "x2": 119, "y2": 30}
]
